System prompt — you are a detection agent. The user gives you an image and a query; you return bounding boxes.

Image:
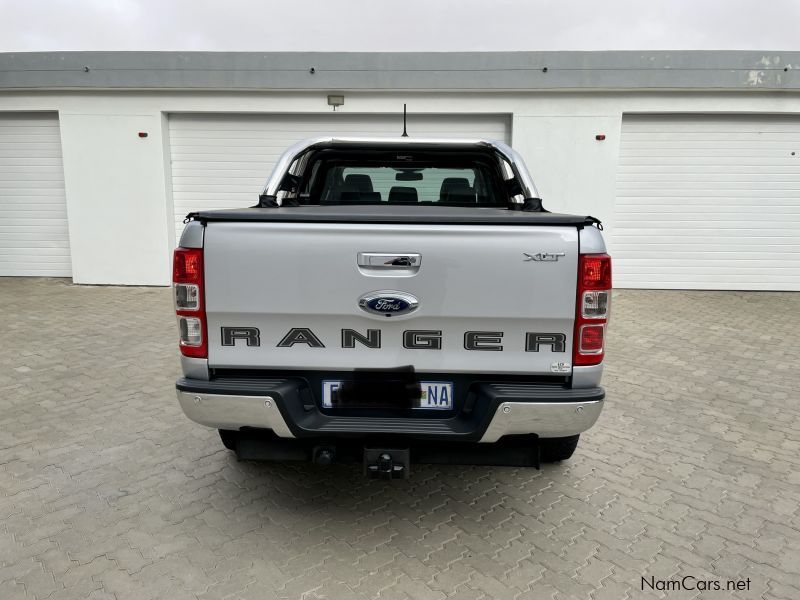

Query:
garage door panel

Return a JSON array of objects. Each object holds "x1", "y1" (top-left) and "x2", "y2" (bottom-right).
[
  {"x1": 172, "y1": 170, "x2": 269, "y2": 178},
  {"x1": 621, "y1": 142, "x2": 799, "y2": 152},
  {"x1": 615, "y1": 249, "x2": 798, "y2": 258},
  {"x1": 0, "y1": 149, "x2": 64, "y2": 159},
  {"x1": 171, "y1": 112, "x2": 507, "y2": 129},
  {"x1": 623, "y1": 132, "x2": 800, "y2": 142},
  {"x1": 617, "y1": 193, "x2": 799, "y2": 202},
  {"x1": 0, "y1": 210, "x2": 70, "y2": 220},
  {"x1": 0, "y1": 241, "x2": 70, "y2": 250},
  {"x1": 615, "y1": 204, "x2": 800, "y2": 213},
  {"x1": 0, "y1": 113, "x2": 71, "y2": 277},
  {"x1": 618, "y1": 169, "x2": 800, "y2": 179},
  {"x1": 0, "y1": 158, "x2": 65, "y2": 168},
  {"x1": 619, "y1": 156, "x2": 797, "y2": 168},
  {"x1": 614, "y1": 228, "x2": 798, "y2": 238},
  {"x1": 617, "y1": 149, "x2": 796, "y2": 159},
  {"x1": 614, "y1": 242, "x2": 800, "y2": 255},
  {"x1": 0, "y1": 225, "x2": 70, "y2": 234},
  {"x1": 616, "y1": 260, "x2": 799, "y2": 272},
  {"x1": 168, "y1": 113, "x2": 510, "y2": 240},
  {"x1": 0, "y1": 174, "x2": 67, "y2": 183},
  {"x1": 614, "y1": 213, "x2": 800, "y2": 223},
  {"x1": 622, "y1": 114, "x2": 800, "y2": 129},
  {"x1": 171, "y1": 155, "x2": 285, "y2": 163},
  {"x1": 173, "y1": 155, "x2": 282, "y2": 166},
  {"x1": 0, "y1": 251, "x2": 71, "y2": 262},
  {"x1": 612, "y1": 114, "x2": 800, "y2": 290},
  {"x1": 618, "y1": 183, "x2": 799, "y2": 193},
  {"x1": 171, "y1": 144, "x2": 300, "y2": 154},
  {"x1": 614, "y1": 223, "x2": 800, "y2": 231},
  {"x1": 0, "y1": 217, "x2": 70, "y2": 228},
  {"x1": 171, "y1": 138, "x2": 310, "y2": 147},
  {"x1": 619, "y1": 166, "x2": 799, "y2": 175},
  {"x1": 0, "y1": 204, "x2": 69, "y2": 213},
  {"x1": 612, "y1": 268, "x2": 797, "y2": 282}
]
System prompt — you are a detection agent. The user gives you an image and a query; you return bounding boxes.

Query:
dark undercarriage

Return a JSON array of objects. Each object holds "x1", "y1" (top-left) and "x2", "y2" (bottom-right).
[
  {"x1": 222, "y1": 428, "x2": 560, "y2": 479},
  {"x1": 179, "y1": 369, "x2": 602, "y2": 478}
]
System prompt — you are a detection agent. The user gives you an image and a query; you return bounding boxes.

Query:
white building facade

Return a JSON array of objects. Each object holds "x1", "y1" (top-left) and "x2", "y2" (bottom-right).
[{"x1": 1, "y1": 51, "x2": 798, "y2": 290}]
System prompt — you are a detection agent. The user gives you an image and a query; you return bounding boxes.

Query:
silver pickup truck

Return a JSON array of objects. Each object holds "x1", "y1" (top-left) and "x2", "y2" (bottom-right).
[{"x1": 172, "y1": 137, "x2": 610, "y2": 478}]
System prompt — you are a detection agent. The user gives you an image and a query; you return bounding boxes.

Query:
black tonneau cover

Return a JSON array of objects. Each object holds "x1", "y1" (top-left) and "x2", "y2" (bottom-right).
[{"x1": 190, "y1": 205, "x2": 600, "y2": 227}]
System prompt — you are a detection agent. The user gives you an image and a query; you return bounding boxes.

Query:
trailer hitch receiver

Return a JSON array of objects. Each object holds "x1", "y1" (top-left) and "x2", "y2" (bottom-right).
[{"x1": 364, "y1": 448, "x2": 410, "y2": 479}]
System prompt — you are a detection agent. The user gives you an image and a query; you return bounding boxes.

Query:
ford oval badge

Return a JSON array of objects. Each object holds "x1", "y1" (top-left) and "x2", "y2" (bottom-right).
[{"x1": 358, "y1": 291, "x2": 419, "y2": 317}]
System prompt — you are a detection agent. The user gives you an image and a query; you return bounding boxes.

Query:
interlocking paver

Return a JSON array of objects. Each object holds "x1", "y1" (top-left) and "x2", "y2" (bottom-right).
[{"x1": 1, "y1": 278, "x2": 799, "y2": 599}]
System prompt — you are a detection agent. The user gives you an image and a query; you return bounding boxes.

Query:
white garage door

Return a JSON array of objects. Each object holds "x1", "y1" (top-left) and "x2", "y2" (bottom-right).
[
  {"x1": 0, "y1": 113, "x2": 71, "y2": 277},
  {"x1": 612, "y1": 114, "x2": 800, "y2": 291},
  {"x1": 168, "y1": 113, "x2": 510, "y2": 241}
]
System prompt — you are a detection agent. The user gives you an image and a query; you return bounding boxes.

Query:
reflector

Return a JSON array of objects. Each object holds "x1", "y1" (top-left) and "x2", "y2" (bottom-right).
[
  {"x1": 179, "y1": 316, "x2": 203, "y2": 346},
  {"x1": 579, "y1": 325, "x2": 604, "y2": 353}
]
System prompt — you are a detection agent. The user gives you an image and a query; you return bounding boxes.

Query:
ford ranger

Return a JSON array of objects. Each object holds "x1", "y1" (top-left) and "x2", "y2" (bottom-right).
[{"x1": 173, "y1": 137, "x2": 610, "y2": 478}]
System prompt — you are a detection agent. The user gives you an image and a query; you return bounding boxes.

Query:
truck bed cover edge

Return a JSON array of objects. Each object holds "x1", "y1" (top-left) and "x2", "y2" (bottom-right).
[{"x1": 191, "y1": 205, "x2": 599, "y2": 227}]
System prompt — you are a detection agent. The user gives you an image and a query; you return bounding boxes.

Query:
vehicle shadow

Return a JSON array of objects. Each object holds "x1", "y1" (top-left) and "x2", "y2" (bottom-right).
[{"x1": 224, "y1": 455, "x2": 564, "y2": 522}]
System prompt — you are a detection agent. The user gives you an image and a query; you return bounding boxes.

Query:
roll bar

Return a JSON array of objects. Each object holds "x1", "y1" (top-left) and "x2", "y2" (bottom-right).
[{"x1": 260, "y1": 137, "x2": 540, "y2": 201}]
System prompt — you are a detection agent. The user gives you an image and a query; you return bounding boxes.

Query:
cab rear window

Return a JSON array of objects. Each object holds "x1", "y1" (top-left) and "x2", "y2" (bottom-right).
[{"x1": 299, "y1": 150, "x2": 509, "y2": 207}]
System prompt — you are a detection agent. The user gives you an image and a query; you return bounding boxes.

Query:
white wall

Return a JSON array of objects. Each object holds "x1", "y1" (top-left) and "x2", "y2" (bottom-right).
[
  {"x1": 0, "y1": 90, "x2": 798, "y2": 284},
  {"x1": 58, "y1": 111, "x2": 173, "y2": 284},
  {"x1": 512, "y1": 114, "x2": 622, "y2": 229}
]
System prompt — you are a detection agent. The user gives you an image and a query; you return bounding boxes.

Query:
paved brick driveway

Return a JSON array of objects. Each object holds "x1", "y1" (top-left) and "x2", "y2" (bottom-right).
[{"x1": 1, "y1": 278, "x2": 798, "y2": 600}]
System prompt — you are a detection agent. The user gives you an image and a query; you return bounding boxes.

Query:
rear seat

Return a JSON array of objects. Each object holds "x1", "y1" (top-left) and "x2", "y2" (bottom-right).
[
  {"x1": 340, "y1": 191, "x2": 381, "y2": 204},
  {"x1": 325, "y1": 173, "x2": 379, "y2": 204}
]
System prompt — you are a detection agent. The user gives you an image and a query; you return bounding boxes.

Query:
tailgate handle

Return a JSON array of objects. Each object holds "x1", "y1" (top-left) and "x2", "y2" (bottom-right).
[{"x1": 358, "y1": 253, "x2": 421, "y2": 269}]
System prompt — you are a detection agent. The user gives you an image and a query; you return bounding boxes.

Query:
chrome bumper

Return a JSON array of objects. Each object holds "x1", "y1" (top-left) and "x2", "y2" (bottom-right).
[
  {"x1": 177, "y1": 390, "x2": 294, "y2": 438},
  {"x1": 478, "y1": 399, "x2": 603, "y2": 442},
  {"x1": 177, "y1": 389, "x2": 603, "y2": 442}
]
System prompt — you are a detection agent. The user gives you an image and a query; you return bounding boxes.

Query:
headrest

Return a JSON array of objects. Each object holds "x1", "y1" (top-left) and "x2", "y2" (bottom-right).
[
  {"x1": 439, "y1": 177, "x2": 471, "y2": 199},
  {"x1": 388, "y1": 186, "x2": 419, "y2": 204},
  {"x1": 344, "y1": 174, "x2": 374, "y2": 193}
]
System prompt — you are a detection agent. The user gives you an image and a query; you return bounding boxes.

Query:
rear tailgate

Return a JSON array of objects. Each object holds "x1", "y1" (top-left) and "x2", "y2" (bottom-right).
[{"x1": 203, "y1": 221, "x2": 578, "y2": 375}]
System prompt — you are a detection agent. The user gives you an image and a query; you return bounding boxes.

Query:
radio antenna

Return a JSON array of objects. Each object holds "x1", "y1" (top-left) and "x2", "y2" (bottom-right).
[{"x1": 401, "y1": 103, "x2": 408, "y2": 137}]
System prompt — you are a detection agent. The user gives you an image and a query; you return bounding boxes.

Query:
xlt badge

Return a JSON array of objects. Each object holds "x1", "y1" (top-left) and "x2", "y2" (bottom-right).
[{"x1": 523, "y1": 252, "x2": 566, "y2": 262}]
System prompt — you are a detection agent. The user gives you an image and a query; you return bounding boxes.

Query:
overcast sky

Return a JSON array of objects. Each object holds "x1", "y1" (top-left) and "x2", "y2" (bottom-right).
[{"x1": 1, "y1": 0, "x2": 799, "y2": 52}]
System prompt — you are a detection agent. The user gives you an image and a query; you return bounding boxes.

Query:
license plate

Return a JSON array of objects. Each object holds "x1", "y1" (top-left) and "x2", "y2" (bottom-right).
[{"x1": 322, "y1": 381, "x2": 453, "y2": 410}]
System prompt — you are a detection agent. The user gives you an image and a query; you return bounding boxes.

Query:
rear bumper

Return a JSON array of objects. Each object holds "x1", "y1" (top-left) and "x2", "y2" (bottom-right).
[{"x1": 176, "y1": 378, "x2": 604, "y2": 442}]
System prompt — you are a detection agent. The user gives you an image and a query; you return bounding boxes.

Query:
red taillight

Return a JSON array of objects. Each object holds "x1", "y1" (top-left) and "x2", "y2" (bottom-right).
[
  {"x1": 173, "y1": 247, "x2": 207, "y2": 359},
  {"x1": 173, "y1": 249, "x2": 202, "y2": 283},
  {"x1": 574, "y1": 253, "x2": 611, "y2": 366},
  {"x1": 580, "y1": 254, "x2": 612, "y2": 290}
]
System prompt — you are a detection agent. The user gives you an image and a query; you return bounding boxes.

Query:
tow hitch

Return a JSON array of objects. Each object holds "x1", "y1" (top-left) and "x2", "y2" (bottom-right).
[
  {"x1": 364, "y1": 448, "x2": 410, "y2": 479},
  {"x1": 232, "y1": 431, "x2": 542, "y2": 478}
]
